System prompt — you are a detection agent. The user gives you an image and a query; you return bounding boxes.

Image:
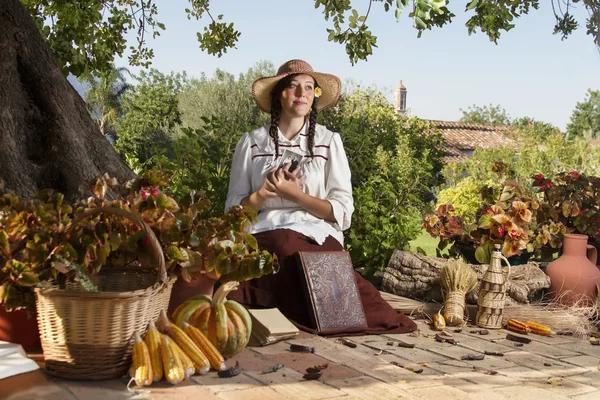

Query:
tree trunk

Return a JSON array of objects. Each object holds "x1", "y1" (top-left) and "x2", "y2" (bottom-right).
[
  {"x1": 382, "y1": 250, "x2": 551, "y2": 305},
  {"x1": 0, "y1": 0, "x2": 135, "y2": 201}
]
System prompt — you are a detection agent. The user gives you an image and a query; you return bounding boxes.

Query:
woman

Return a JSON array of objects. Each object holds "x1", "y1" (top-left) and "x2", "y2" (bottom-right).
[{"x1": 225, "y1": 59, "x2": 416, "y2": 335}]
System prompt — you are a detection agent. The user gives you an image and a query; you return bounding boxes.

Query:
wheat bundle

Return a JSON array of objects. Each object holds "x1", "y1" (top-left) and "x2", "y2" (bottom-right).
[
  {"x1": 503, "y1": 300, "x2": 599, "y2": 338},
  {"x1": 440, "y1": 259, "x2": 478, "y2": 325}
]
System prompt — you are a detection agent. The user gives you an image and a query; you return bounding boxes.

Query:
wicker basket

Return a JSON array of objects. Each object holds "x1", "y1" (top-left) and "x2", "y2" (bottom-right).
[{"x1": 34, "y1": 207, "x2": 177, "y2": 380}]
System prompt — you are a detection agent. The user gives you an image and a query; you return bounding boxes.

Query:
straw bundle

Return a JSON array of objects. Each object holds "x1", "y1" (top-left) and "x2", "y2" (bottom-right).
[{"x1": 440, "y1": 259, "x2": 478, "y2": 325}]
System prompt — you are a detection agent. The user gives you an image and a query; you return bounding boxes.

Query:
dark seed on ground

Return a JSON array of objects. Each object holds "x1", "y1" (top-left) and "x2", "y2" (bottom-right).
[
  {"x1": 290, "y1": 344, "x2": 315, "y2": 353},
  {"x1": 461, "y1": 354, "x2": 485, "y2": 361},
  {"x1": 218, "y1": 361, "x2": 241, "y2": 378},
  {"x1": 303, "y1": 371, "x2": 322, "y2": 380},
  {"x1": 506, "y1": 334, "x2": 532, "y2": 344}
]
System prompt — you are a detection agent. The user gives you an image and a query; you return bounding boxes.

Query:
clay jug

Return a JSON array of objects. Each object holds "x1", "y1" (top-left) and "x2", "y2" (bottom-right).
[{"x1": 545, "y1": 234, "x2": 600, "y2": 306}]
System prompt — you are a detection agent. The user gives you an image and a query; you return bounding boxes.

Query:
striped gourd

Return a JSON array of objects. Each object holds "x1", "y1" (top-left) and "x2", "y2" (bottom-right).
[
  {"x1": 171, "y1": 281, "x2": 251, "y2": 358},
  {"x1": 160, "y1": 336, "x2": 185, "y2": 385},
  {"x1": 183, "y1": 322, "x2": 227, "y2": 371},
  {"x1": 157, "y1": 310, "x2": 210, "y2": 375},
  {"x1": 131, "y1": 331, "x2": 153, "y2": 386},
  {"x1": 144, "y1": 321, "x2": 163, "y2": 382}
]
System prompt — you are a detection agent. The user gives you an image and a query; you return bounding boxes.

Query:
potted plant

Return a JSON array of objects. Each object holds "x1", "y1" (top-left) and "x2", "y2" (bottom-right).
[
  {"x1": 533, "y1": 171, "x2": 600, "y2": 258},
  {"x1": 424, "y1": 170, "x2": 568, "y2": 264}
]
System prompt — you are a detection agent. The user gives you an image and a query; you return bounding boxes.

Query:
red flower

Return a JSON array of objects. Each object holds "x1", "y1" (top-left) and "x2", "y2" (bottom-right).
[
  {"x1": 534, "y1": 174, "x2": 544, "y2": 181},
  {"x1": 498, "y1": 226, "x2": 506, "y2": 238},
  {"x1": 546, "y1": 181, "x2": 554, "y2": 188},
  {"x1": 568, "y1": 171, "x2": 580, "y2": 179}
]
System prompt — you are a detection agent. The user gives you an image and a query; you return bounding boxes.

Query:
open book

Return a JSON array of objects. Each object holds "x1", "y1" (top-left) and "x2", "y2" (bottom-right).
[{"x1": 247, "y1": 308, "x2": 299, "y2": 346}]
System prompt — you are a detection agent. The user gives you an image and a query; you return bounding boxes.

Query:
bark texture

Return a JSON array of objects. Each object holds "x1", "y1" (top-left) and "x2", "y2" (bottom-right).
[
  {"x1": 382, "y1": 250, "x2": 551, "y2": 305},
  {"x1": 0, "y1": 0, "x2": 135, "y2": 201}
]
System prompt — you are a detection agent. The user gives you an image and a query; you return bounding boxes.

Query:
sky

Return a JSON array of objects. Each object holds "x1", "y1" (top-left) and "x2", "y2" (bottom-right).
[{"x1": 113, "y1": 0, "x2": 600, "y2": 131}]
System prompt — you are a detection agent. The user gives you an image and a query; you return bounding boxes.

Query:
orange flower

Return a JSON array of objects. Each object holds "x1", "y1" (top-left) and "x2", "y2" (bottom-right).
[{"x1": 512, "y1": 200, "x2": 532, "y2": 224}]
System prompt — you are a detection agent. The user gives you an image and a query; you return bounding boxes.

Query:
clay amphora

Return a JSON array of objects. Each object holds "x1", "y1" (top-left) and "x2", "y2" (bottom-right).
[
  {"x1": 545, "y1": 234, "x2": 600, "y2": 306},
  {"x1": 476, "y1": 244, "x2": 511, "y2": 329}
]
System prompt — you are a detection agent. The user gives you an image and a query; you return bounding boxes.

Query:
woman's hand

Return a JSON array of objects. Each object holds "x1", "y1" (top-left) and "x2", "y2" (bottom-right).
[
  {"x1": 240, "y1": 167, "x2": 278, "y2": 211},
  {"x1": 267, "y1": 163, "x2": 305, "y2": 202},
  {"x1": 258, "y1": 167, "x2": 279, "y2": 199}
]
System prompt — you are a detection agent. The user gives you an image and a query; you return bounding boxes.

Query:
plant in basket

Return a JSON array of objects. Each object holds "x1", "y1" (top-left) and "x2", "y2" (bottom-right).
[
  {"x1": 85, "y1": 170, "x2": 280, "y2": 283},
  {"x1": 0, "y1": 170, "x2": 279, "y2": 378}
]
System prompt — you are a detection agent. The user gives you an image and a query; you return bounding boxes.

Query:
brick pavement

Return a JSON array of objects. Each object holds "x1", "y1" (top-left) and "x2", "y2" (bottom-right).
[{"x1": 2, "y1": 318, "x2": 599, "y2": 400}]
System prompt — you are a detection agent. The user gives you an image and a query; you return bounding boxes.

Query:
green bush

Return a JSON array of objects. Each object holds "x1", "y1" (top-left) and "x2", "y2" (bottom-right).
[
  {"x1": 442, "y1": 133, "x2": 600, "y2": 190},
  {"x1": 114, "y1": 69, "x2": 189, "y2": 163},
  {"x1": 320, "y1": 91, "x2": 443, "y2": 276},
  {"x1": 437, "y1": 177, "x2": 501, "y2": 223},
  {"x1": 346, "y1": 136, "x2": 431, "y2": 276}
]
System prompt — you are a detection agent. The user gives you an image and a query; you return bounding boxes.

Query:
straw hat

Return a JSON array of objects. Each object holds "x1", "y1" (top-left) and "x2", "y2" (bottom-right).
[{"x1": 252, "y1": 59, "x2": 342, "y2": 113}]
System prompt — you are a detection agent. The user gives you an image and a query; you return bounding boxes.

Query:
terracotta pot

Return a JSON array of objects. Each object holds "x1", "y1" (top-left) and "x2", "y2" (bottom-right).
[
  {"x1": 545, "y1": 234, "x2": 600, "y2": 306},
  {"x1": 167, "y1": 275, "x2": 217, "y2": 316},
  {"x1": 0, "y1": 308, "x2": 40, "y2": 351}
]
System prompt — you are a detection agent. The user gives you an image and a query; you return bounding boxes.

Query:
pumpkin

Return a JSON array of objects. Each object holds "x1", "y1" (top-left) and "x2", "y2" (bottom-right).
[{"x1": 171, "y1": 281, "x2": 251, "y2": 359}]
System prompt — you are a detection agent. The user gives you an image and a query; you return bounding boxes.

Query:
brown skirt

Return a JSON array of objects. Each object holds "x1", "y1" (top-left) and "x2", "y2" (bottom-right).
[{"x1": 226, "y1": 229, "x2": 417, "y2": 335}]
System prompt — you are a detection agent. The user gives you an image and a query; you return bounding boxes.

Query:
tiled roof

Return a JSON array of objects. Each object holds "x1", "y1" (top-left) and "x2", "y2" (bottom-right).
[
  {"x1": 426, "y1": 120, "x2": 515, "y2": 163},
  {"x1": 588, "y1": 140, "x2": 600, "y2": 148}
]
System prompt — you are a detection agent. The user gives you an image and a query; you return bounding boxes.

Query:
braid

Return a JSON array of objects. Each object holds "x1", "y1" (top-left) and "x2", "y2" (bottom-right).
[
  {"x1": 269, "y1": 108, "x2": 280, "y2": 158},
  {"x1": 307, "y1": 86, "x2": 319, "y2": 158},
  {"x1": 308, "y1": 107, "x2": 318, "y2": 158}
]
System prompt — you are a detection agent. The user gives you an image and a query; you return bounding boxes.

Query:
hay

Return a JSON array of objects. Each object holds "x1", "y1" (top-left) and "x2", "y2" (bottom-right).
[
  {"x1": 440, "y1": 259, "x2": 478, "y2": 325},
  {"x1": 503, "y1": 300, "x2": 599, "y2": 338}
]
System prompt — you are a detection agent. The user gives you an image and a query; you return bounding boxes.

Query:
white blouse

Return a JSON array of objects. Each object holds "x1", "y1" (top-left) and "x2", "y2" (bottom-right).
[{"x1": 225, "y1": 122, "x2": 354, "y2": 245}]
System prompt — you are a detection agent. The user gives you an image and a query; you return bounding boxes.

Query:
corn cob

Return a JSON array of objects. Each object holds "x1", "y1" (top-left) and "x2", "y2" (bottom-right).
[
  {"x1": 144, "y1": 321, "x2": 163, "y2": 382},
  {"x1": 433, "y1": 311, "x2": 446, "y2": 331},
  {"x1": 167, "y1": 334, "x2": 195, "y2": 378},
  {"x1": 507, "y1": 319, "x2": 530, "y2": 335},
  {"x1": 157, "y1": 310, "x2": 210, "y2": 375},
  {"x1": 183, "y1": 322, "x2": 227, "y2": 371},
  {"x1": 161, "y1": 335, "x2": 185, "y2": 385},
  {"x1": 525, "y1": 321, "x2": 554, "y2": 336},
  {"x1": 131, "y1": 331, "x2": 153, "y2": 386}
]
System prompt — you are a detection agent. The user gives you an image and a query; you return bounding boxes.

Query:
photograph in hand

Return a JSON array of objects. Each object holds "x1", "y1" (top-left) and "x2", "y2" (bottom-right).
[{"x1": 277, "y1": 149, "x2": 304, "y2": 173}]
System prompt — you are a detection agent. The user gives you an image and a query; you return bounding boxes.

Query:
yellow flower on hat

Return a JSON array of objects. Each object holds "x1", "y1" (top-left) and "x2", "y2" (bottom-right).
[{"x1": 314, "y1": 87, "x2": 322, "y2": 98}]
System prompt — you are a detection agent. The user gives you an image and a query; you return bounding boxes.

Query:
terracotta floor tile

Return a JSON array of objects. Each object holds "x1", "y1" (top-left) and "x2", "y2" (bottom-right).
[{"x1": 270, "y1": 351, "x2": 362, "y2": 381}]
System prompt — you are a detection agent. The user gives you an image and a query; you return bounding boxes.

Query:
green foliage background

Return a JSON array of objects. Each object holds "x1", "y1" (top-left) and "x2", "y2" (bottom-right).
[{"x1": 109, "y1": 67, "x2": 444, "y2": 277}]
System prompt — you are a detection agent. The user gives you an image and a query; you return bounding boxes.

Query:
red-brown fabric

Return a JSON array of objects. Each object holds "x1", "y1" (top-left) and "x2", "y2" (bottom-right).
[{"x1": 227, "y1": 229, "x2": 417, "y2": 335}]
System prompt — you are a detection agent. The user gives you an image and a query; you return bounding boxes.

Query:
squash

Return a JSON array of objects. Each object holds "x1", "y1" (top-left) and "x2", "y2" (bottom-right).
[{"x1": 171, "y1": 281, "x2": 251, "y2": 359}]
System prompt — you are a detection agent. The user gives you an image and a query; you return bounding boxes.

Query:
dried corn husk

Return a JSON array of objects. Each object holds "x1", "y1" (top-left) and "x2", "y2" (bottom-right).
[
  {"x1": 503, "y1": 300, "x2": 598, "y2": 338},
  {"x1": 440, "y1": 259, "x2": 478, "y2": 325}
]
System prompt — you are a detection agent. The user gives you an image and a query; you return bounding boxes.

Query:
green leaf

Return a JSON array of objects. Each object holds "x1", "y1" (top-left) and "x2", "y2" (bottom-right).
[
  {"x1": 466, "y1": 0, "x2": 479, "y2": 11},
  {"x1": 478, "y1": 213, "x2": 494, "y2": 229},
  {"x1": 0, "y1": 231, "x2": 9, "y2": 254},
  {"x1": 166, "y1": 245, "x2": 185, "y2": 261},
  {"x1": 245, "y1": 233, "x2": 258, "y2": 250},
  {"x1": 475, "y1": 243, "x2": 491, "y2": 264},
  {"x1": 18, "y1": 272, "x2": 39, "y2": 287}
]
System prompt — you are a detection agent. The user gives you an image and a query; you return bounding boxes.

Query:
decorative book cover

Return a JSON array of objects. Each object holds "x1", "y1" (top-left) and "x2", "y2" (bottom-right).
[{"x1": 295, "y1": 251, "x2": 367, "y2": 333}]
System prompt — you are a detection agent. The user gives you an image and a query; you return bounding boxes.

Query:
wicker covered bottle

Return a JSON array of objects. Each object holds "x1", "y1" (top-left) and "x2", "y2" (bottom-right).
[{"x1": 476, "y1": 244, "x2": 511, "y2": 329}]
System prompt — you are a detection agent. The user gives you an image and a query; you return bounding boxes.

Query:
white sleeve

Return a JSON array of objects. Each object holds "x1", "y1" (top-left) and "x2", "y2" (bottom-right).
[
  {"x1": 225, "y1": 132, "x2": 253, "y2": 212},
  {"x1": 325, "y1": 132, "x2": 354, "y2": 231}
]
